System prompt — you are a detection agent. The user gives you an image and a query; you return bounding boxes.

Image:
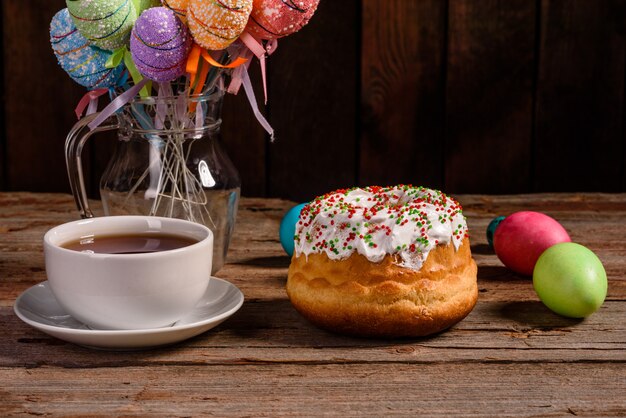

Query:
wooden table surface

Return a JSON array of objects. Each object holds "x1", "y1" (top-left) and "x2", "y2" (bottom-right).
[{"x1": 1, "y1": 192, "x2": 625, "y2": 416}]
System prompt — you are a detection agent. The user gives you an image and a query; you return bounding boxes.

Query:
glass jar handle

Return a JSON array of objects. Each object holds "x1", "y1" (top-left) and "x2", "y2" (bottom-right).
[{"x1": 65, "y1": 113, "x2": 119, "y2": 218}]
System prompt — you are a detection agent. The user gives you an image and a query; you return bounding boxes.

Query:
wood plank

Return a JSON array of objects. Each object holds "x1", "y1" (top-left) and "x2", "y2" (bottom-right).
[
  {"x1": 534, "y1": 0, "x2": 626, "y2": 192},
  {"x1": 0, "y1": 2, "x2": 5, "y2": 190},
  {"x1": 3, "y1": 0, "x2": 86, "y2": 193},
  {"x1": 267, "y1": 0, "x2": 359, "y2": 201},
  {"x1": 1, "y1": 192, "x2": 625, "y2": 303},
  {"x1": 1, "y1": 192, "x2": 625, "y2": 415},
  {"x1": 360, "y1": 0, "x2": 447, "y2": 189},
  {"x1": 1, "y1": 364, "x2": 625, "y2": 416},
  {"x1": 445, "y1": 0, "x2": 536, "y2": 193},
  {"x1": 2, "y1": 300, "x2": 625, "y2": 368},
  {"x1": 221, "y1": 68, "x2": 267, "y2": 197},
  {"x1": 1, "y1": 192, "x2": 625, "y2": 368}
]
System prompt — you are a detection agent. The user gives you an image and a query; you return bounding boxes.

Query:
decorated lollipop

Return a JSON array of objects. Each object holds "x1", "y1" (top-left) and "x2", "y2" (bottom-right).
[
  {"x1": 50, "y1": 8, "x2": 125, "y2": 89},
  {"x1": 131, "y1": 7, "x2": 192, "y2": 82},
  {"x1": 246, "y1": 0, "x2": 319, "y2": 40},
  {"x1": 66, "y1": 0, "x2": 138, "y2": 51},
  {"x1": 161, "y1": 0, "x2": 189, "y2": 23},
  {"x1": 187, "y1": 0, "x2": 253, "y2": 50}
]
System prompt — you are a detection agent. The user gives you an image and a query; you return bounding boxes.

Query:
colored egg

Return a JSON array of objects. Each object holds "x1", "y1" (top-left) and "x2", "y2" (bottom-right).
[
  {"x1": 50, "y1": 8, "x2": 125, "y2": 89},
  {"x1": 187, "y1": 0, "x2": 253, "y2": 50},
  {"x1": 130, "y1": 7, "x2": 192, "y2": 82},
  {"x1": 246, "y1": 0, "x2": 319, "y2": 40},
  {"x1": 493, "y1": 211, "x2": 571, "y2": 276},
  {"x1": 533, "y1": 242, "x2": 607, "y2": 318},
  {"x1": 280, "y1": 203, "x2": 307, "y2": 257},
  {"x1": 161, "y1": 0, "x2": 189, "y2": 23},
  {"x1": 486, "y1": 216, "x2": 505, "y2": 249},
  {"x1": 66, "y1": 0, "x2": 138, "y2": 51}
]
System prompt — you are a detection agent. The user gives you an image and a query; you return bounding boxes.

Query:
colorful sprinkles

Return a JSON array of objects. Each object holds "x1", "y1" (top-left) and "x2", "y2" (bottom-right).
[{"x1": 294, "y1": 185, "x2": 469, "y2": 271}]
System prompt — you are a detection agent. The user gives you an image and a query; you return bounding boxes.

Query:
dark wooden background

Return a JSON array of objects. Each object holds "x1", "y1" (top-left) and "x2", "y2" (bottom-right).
[{"x1": 1, "y1": 0, "x2": 625, "y2": 202}]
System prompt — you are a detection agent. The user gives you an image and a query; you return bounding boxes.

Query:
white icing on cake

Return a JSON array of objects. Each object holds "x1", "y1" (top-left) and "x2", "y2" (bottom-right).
[{"x1": 294, "y1": 185, "x2": 469, "y2": 271}]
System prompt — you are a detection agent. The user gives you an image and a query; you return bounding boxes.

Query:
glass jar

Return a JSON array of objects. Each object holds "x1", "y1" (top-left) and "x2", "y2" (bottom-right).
[{"x1": 65, "y1": 91, "x2": 240, "y2": 273}]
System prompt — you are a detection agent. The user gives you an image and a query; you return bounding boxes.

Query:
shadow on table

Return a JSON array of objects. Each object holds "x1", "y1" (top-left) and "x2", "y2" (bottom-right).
[
  {"x1": 471, "y1": 243, "x2": 493, "y2": 255},
  {"x1": 235, "y1": 256, "x2": 291, "y2": 268},
  {"x1": 224, "y1": 298, "x2": 449, "y2": 348},
  {"x1": 498, "y1": 301, "x2": 584, "y2": 328},
  {"x1": 478, "y1": 265, "x2": 524, "y2": 281}
]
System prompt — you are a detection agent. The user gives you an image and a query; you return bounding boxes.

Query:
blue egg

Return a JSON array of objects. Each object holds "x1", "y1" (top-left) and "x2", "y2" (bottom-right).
[
  {"x1": 486, "y1": 216, "x2": 506, "y2": 248},
  {"x1": 50, "y1": 8, "x2": 124, "y2": 89},
  {"x1": 280, "y1": 203, "x2": 308, "y2": 257}
]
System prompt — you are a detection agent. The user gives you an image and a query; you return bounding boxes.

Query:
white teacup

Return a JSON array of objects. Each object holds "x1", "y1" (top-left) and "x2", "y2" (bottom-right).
[{"x1": 43, "y1": 216, "x2": 213, "y2": 330}]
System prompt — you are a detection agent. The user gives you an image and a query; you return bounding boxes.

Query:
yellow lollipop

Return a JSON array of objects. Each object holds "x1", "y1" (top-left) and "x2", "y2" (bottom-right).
[
  {"x1": 187, "y1": 0, "x2": 253, "y2": 50},
  {"x1": 162, "y1": 0, "x2": 189, "y2": 23}
]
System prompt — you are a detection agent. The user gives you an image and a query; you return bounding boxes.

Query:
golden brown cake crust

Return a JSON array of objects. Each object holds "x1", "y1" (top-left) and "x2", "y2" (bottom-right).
[{"x1": 286, "y1": 238, "x2": 478, "y2": 337}]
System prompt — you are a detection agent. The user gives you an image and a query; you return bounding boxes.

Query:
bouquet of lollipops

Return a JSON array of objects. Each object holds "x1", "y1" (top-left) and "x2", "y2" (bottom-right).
[
  {"x1": 51, "y1": 0, "x2": 319, "y2": 271},
  {"x1": 50, "y1": 0, "x2": 320, "y2": 133}
]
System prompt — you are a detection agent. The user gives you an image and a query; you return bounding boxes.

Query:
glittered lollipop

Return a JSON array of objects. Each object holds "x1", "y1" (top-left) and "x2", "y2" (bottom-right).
[
  {"x1": 130, "y1": 7, "x2": 192, "y2": 82},
  {"x1": 161, "y1": 0, "x2": 189, "y2": 23},
  {"x1": 187, "y1": 0, "x2": 253, "y2": 50},
  {"x1": 50, "y1": 8, "x2": 124, "y2": 89},
  {"x1": 246, "y1": 0, "x2": 319, "y2": 40},
  {"x1": 66, "y1": 0, "x2": 138, "y2": 51}
]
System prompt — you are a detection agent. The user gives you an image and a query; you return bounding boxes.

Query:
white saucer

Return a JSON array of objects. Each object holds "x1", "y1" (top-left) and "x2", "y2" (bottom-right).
[{"x1": 14, "y1": 278, "x2": 244, "y2": 350}]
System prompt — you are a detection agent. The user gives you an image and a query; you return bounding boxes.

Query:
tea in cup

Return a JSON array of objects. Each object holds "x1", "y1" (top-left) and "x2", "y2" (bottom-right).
[{"x1": 43, "y1": 216, "x2": 213, "y2": 330}]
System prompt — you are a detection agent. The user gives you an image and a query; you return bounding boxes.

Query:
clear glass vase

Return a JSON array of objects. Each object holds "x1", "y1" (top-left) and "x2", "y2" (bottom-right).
[{"x1": 65, "y1": 91, "x2": 240, "y2": 274}]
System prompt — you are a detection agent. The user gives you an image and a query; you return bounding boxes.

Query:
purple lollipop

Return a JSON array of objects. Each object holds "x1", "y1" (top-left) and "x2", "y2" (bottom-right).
[{"x1": 130, "y1": 7, "x2": 192, "y2": 82}]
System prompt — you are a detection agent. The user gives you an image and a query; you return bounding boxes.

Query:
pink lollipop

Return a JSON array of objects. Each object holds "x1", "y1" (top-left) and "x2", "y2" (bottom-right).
[
  {"x1": 246, "y1": 0, "x2": 319, "y2": 40},
  {"x1": 130, "y1": 7, "x2": 192, "y2": 82}
]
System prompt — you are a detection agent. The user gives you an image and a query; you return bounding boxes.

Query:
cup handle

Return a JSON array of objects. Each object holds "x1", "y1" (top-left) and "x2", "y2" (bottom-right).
[{"x1": 65, "y1": 113, "x2": 119, "y2": 218}]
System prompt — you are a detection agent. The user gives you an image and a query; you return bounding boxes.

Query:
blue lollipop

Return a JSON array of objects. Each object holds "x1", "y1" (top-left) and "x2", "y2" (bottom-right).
[{"x1": 50, "y1": 9, "x2": 124, "y2": 90}]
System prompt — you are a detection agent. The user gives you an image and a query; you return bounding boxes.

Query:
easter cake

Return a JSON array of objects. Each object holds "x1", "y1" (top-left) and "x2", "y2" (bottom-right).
[{"x1": 286, "y1": 185, "x2": 478, "y2": 337}]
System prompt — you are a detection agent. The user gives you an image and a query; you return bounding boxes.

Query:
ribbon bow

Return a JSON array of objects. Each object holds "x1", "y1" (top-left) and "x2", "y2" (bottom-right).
[
  {"x1": 186, "y1": 44, "x2": 248, "y2": 98},
  {"x1": 232, "y1": 31, "x2": 277, "y2": 104},
  {"x1": 106, "y1": 46, "x2": 151, "y2": 98},
  {"x1": 74, "y1": 88, "x2": 110, "y2": 120}
]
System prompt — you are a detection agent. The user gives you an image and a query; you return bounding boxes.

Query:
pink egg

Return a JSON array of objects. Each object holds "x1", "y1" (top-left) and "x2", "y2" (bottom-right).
[
  {"x1": 493, "y1": 211, "x2": 571, "y2": 276},
  {"x1": 246, "y1": 0, "x2": 320, "y2": 40}
]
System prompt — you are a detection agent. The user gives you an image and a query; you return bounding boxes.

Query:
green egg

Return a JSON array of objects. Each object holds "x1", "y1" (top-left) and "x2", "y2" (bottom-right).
[
  {"x1": 533, "y1": 242, "x2": 607, "y2": 318},
  {"x1": 67, "y1": 0, "x2": 138, "y2": 51}
]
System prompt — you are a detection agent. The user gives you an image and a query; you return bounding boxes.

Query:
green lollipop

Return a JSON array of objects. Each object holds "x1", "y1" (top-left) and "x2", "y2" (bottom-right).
[{"x1": 66, "y1": 0, "x2": 138, "y2": 51}]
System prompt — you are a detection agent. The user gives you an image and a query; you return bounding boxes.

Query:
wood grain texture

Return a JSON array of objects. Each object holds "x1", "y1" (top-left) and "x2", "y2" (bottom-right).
[
  {"x1": 3, "y1": 0, "x2": 84, "y2": 193},
  {"x1": 0, "y1": 3, "x2": 5, "y2": 190},
  {"x1": 3, "y1": 1, "x2": 626, "y2": 200},
  {"x1": 360, "y1": 0, "x2": 447, "y2": 189},
  {"x1": 221, "y1": 67, "x2": 267, "y2": 197},
  {"x1": 534, "y1": 0, "x2": 626, "y2": 192},
  {"x1": 267, "y1": 0, "x2": 359, "y2": 201},
  {"x1": 445, "y1": 0, "x2": 536, "y2": 194},
  {"x1": 1, "y1": 192, "x2": 625, "y2": 415},
  {"x1": 1, "y1": 364, "x2": 625, "y2": 416}
]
